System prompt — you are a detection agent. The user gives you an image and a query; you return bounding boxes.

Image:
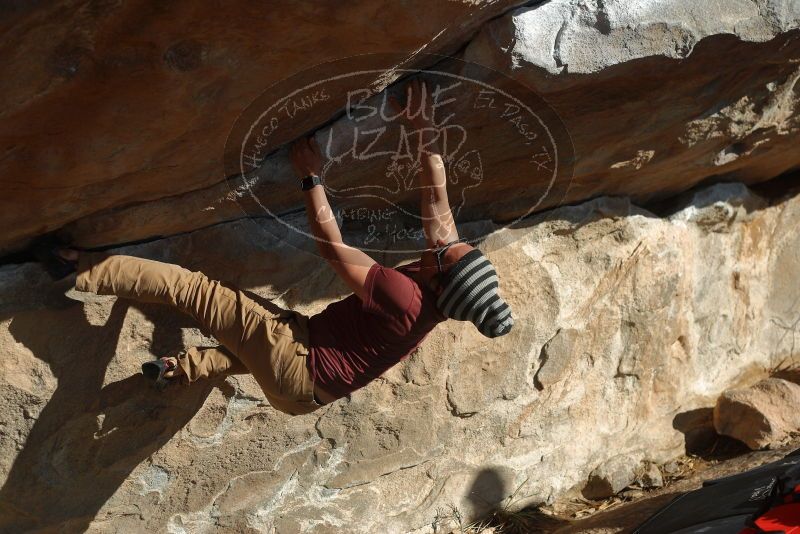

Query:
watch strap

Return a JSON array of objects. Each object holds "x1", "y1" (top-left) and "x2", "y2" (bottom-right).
[{"x1": 301, "y1": 174, "x2": 322, "y2": 191}]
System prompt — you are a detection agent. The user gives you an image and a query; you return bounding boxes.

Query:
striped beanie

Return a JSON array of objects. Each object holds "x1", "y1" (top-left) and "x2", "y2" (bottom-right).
[{"x1": 435, "y1": 248, "x2": 514, "y2": 338}]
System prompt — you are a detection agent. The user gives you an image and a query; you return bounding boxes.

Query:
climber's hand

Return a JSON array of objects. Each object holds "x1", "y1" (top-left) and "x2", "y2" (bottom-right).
[
  {"x1": 290, "y1": 135, "x2": 323, "y2": 178},
  {"x1": 388, "y1": 77, "x2": 436, "y2": 131}
]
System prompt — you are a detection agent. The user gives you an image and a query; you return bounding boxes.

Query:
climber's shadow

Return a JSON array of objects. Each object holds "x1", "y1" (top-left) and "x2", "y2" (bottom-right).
[
  {"x1": 466, "y1": 468, "x2": 509, "y2": 518},
  {"x1": 0, "y1": 295, "x2": 212, "y2": 533},
  {"x1": 463, "y1": 467, "x2": 571, "y2": 531},
  {"x1": 135, "y1": 299, "x2": 201, "y2": 357}
]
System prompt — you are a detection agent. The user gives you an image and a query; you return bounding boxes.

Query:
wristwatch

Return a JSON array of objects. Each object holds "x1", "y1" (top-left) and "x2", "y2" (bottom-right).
[{"x1": 301, "y1": 174, "x2": 323, "y2": 191}]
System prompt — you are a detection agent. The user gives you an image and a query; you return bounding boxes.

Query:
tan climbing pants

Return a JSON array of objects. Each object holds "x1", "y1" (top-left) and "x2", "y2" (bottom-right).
[{"x1": 74, "y1": 253, "x2": 322, "y2": 416}]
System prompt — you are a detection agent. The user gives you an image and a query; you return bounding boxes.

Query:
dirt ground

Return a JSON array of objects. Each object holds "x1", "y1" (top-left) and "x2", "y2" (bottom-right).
[{"x1": 473, "y1": 435, "x2": 800, "y2": 534}]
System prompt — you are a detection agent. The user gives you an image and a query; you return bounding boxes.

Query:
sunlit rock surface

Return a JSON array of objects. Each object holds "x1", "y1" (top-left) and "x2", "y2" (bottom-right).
[{"x1": 1, "y1": 181, "x2": 798, "y2": 532}]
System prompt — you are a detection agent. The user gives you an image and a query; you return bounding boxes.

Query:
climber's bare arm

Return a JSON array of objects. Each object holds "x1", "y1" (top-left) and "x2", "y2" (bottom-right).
[
  {"x1": 418, "y1": 146, "x2": 458, "y2": 247},
  {"x1": 303, "y1": 185, "x2": 375, "y2": 301},
  {"x1": 389, "y1": 78, "x2": 458, "y2": 248},
  {"x1": 291, "y1": 136, "x2": 375, "y2": 303}
]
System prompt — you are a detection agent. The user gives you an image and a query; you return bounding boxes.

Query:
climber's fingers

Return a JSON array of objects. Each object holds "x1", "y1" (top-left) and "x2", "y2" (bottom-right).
[
  {"x1": 307, "y1": 135, "x2": 320, "y2": 157},
  {"x1": 387, "y1": 94, "x2": 403, "y2": 115}
]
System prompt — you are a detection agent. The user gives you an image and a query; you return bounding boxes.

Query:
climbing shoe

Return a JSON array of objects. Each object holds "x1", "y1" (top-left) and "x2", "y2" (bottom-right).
[
  {"x1": 31, "y1": 234, "x2": 78, "y2": 281},
  {"x1": 142, "y1": 357, "x2": 180, "y2": 391}
]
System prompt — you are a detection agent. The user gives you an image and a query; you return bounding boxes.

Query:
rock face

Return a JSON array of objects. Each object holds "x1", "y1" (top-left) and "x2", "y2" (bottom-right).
[
  {"x1": 714, "y1": 378, "x2": 800, "y2": 450},
  {"x1": 1, "y1": 181, "x2": 800, "y2": 532},
  {"x1": 2, "y1": 0, "x2": 800, "y2": 532},
  {"x1": 0, "y1": 0, "x2": 528, "y2": 254},
  {"x1": 583, "y1": 455, "x2": 639, "y2": 500},
  {"x1": 2, "y1": 0, "x2": 800, "y2": 253},
  {"x1": 481, "y1": 0, "x2": 800, "y2": 75},
  {"x1": 463, "y1": 0, "x2": 800, "y2": 209}
]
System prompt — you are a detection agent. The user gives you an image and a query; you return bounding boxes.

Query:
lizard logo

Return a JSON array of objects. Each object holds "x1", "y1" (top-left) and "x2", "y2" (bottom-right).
[{"x1": 224, "y1": 52, "x2": 574, "y2": 256}]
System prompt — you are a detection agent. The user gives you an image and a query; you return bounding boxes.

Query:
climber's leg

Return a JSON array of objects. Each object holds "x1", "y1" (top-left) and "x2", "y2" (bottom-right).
[
  {"x1": 74, "y1": 253, "x2": 321, "y2": 415},
  {"x1": 74, "y1": 253, "x2": 268, "y2": 356},
  {"x1": 168, "y1": 345, "x2": 248, "y2": 383}
]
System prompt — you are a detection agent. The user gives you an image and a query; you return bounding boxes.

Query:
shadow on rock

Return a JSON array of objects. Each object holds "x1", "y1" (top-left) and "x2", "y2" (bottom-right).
[
  {"x1": 672, "y1": 408, "x2": 749, "y2": 461},
  {"x1": 467, "y1": 468, "x2": 509, "y2": 517},
  {"x1": 0, "y1": 296, "x2": 213, "y2": 532},
  {"x1": 460, "y1": 467, "x2": 569, "y2": 533}
]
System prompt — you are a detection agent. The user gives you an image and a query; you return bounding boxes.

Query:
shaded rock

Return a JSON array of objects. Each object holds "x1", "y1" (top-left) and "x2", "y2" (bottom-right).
[
  {"x1": 662, "y1": 460, "x2": 681, "y2": 476},
  {"x1": 0, "y1": 0, "x2": 528, "y2": 254},
  {"x1": 2, "y1": 2, "x2": 800, "y2": 256},
  {"x1": 621, "y1": 488, "x2": 646, "y2": 500},
  {"x1": 583, "y1": 455, "x2": 638, "y2": 500},
  {"x1": 462, "y1": 0, "x2": 800, "y2": 229},
  {"x1": 668, "y1": 182, "x2": 768, "y2": 231},
  {"x1": 672, "y1": 407, "x2": 718, "y2": 455},
  {"x1": 639, "y1": 463, "x2": 664, "y2": 489},
  {"x1": 713, "y1": 378, "x2": 800, "y2": 450}
]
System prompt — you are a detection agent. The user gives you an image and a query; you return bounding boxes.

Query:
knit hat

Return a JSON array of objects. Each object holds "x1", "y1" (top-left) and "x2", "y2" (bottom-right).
[{"x1": 435, "y1": 248, "x2": 514, "y2": 338}]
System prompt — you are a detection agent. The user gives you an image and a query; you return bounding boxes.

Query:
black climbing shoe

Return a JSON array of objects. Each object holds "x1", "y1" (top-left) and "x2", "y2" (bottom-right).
[
  {"x1": 31, "y1": 234, "x2": 78, "y2": 281},
  {"x1": 142, "y1": 358, "x2": 179, "y2": 391}
]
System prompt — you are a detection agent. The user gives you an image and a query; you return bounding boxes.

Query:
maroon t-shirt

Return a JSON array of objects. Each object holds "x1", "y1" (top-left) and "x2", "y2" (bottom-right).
[{"x1": 307, "y1": 259, "x2": 447, "y2": 400}]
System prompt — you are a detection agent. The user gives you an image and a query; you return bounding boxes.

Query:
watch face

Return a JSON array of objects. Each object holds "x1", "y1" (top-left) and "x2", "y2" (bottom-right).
[{"x1": 302, "y1": 175, "x2": 320, "y2": 190}]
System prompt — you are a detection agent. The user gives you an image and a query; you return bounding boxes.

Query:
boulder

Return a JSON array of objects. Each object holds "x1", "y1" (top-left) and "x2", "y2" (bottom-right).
[
  {"x1": 713, "y1": 378, "x2": 800, "y2": 450},
  {"x1": 639, "y1": 463, "x2": 664, "y2": 489},
  {"x1": 1, "y1": 1, "x2": 799, "y2": 254},
  {"x1": 2, "y1": 0, "x2": 800, "y2": 531},
  {"x1": 583, "y1": 455, "x2": 639, "y2": 500},
  {"x1": 1, "y1": 181, "x2": 799, "y2": 531}
]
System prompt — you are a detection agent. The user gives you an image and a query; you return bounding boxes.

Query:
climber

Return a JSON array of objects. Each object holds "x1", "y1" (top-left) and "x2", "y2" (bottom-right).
[{"x1": 34, "y1": 78, "x2": 513, "y2": 416}]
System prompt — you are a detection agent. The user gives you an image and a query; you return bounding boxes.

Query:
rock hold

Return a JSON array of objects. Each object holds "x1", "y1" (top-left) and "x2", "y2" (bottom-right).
[
  {"x1": 713, "y1": 378, "x2": 800, "y2": 450},
  {"x1": 583, "y1": 455, "x2": 639, "y2": 500},
  {"x1": 639, "y1": 463, "x2": 664, "y2": 489},
  {"x1": 535, "y1": 328, "x2": 580, "y2": 389}
]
